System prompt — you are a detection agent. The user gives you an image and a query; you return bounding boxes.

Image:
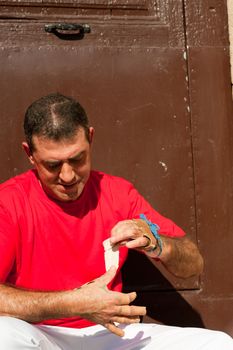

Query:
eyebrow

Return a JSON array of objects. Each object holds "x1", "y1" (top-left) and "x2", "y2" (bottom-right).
[{"x1": 42, "y1": 151, "x2": 86, "y2": 165}]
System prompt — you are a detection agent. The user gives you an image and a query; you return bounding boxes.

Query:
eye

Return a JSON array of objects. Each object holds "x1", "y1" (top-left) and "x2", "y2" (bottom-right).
[
  {"x1": 46, "y1": 162, "x2": 61, "y2": 171},
  {"x1": 70, "y1": 154, "x2": 86, "y2": 166}
]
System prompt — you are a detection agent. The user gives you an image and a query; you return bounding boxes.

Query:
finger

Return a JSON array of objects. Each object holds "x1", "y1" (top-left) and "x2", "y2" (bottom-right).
[
  {"x1": 111, "y1": 220, "x2": 134, "y2": 234},
  {"x1": 127, "y1": 291, "x2": 137, "y2": 303},
  {"x1": 125, "y1": 236, "x2": 151, "y2": 249},
  {"x1": 110, "y1": 221, "x2": 138, "y2": 244},
  {"x1": 114, "y1": 291, "x2": 137, "y2": 306},
  {"x1": 117, "y1": 305, "x2": 147, "y2": 317},
  {"x1": 105, "y1": 322, "x2": 125, "y2": 337},
  {"x1": 114, "y1": 291, "x2": 140, "y2": 307},
  {"x1": 96, "y1": 266, "x2": 117, "y2": 286},
  {"x1": 110, "y1": 233, "x2": 133, "y2": 245},
  {"x1": 111, "y1": 316, "x2": 141, "y2": 324}
]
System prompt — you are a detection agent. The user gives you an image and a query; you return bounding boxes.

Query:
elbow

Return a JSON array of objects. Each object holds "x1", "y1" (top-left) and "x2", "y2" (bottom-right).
[
  {"x1": 181, "y1": 253, "x2": 204, "y2": 279},
  {"x1": 196, "y1": 253, "x2": 204, "y2": 276},
  {"x1": 170, "y1": 253, "x2": 204, "y2": 280}
]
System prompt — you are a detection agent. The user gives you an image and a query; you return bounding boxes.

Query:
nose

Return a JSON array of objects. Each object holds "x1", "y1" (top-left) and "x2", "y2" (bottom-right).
[{"x1": 59, "y1": 162, "x2": 76, "y2": 184}]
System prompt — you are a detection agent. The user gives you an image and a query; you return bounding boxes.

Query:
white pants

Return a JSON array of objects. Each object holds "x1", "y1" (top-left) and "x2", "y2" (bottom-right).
[{"x1": 0, "y1": 317, "x2": 232, "y2": 350}]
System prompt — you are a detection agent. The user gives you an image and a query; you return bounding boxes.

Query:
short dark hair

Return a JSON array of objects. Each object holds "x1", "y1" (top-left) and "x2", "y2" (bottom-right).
[{"x1": 24, "y1": 93, "x2": 90, "y2": 152}]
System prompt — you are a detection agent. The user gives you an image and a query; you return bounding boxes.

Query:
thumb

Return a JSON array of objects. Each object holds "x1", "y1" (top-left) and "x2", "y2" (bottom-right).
[{"x1": 97, "y1": 266, "x2": 117, "y2": 286}]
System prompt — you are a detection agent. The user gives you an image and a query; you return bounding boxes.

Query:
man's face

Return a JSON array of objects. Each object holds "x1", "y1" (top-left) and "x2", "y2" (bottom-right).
[{"x1": 24, "y1": 128, "x2": 93, "y2": 202}]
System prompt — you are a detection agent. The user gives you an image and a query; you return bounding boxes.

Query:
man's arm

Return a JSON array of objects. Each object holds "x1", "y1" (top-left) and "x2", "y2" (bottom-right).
[
  {"x1": 0, "y1": 267, "x2": 146, "y2": 337},
  {"x1": 110, "y1": 220, "x2": 204, "y2": 279},
  {"x1": 146, "y1": 235, "x2": 204, "y2": 278}
]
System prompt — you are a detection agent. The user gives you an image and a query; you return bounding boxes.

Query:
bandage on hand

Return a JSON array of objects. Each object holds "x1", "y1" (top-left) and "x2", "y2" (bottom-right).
[
  {"x1": 133, "y1": 219, "x2": 157, "y2": 252},
  {"x1": 103, "y1": 238, "x2": 119, "y2": 271}
]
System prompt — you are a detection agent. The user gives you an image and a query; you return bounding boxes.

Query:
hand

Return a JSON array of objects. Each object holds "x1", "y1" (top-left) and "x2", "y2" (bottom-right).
[
  {"x1": 110, "y1": 219, "x2": 155, "y2": 252},
  {"x1": 75, "y1": 266, "x2": 146, "y2": 336}
]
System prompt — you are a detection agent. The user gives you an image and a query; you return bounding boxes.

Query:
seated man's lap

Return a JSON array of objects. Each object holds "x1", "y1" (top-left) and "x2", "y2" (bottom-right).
[{"x1": 0, "y1": 317, "x2": 232, "y2": 350}]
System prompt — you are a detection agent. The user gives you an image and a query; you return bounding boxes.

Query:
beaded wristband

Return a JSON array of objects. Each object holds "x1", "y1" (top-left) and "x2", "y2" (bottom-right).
[{"x1": 139, "y1": 213, "x2": 163, "y2": 256}]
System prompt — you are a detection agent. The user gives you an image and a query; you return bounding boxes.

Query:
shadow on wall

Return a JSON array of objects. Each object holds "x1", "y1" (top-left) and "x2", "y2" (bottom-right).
[{"x1": 122, "y1": 250, "x2": 205, "y2": 328}]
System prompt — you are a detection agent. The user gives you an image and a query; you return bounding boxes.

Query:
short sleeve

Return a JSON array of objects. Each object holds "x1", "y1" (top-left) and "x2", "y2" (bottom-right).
[{"x1": 127, "y1": 185, "x2": 185, "y2": 238}]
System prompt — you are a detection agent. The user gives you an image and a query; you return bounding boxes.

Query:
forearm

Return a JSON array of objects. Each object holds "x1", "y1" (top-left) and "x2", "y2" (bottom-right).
[
  {"x1": 110, "y1": 219, "x2": 204, "y2": 279},
  {"x1": 0, "y1": 283, "x2": 77, "y2": 322},
  {"x1": 148, "y1": 236, "x2": 204, "y2": 278},
  {"x1": 0, "y1": 268, "x2": 146, "y2": 338}
]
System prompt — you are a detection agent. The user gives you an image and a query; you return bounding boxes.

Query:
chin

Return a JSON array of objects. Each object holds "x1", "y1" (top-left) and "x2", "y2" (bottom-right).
[
  {"x1": 60, "y1": 189, "x2": 83, "y2": 201},
  {"x1": 47, "y1": 184, "x2": 84, "y2": 202},
  {"x1": 58, "y1": 193, "x2": 79, "y2": 202}
]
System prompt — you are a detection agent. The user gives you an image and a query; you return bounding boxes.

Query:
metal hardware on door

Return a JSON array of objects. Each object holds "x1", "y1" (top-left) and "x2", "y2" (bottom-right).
[
  {"x1": 44, "y1": 23, "x2": 91, "y2": 34},
  {"x1": 44, "y1": 23, "x2": 91, "y2": 41}
]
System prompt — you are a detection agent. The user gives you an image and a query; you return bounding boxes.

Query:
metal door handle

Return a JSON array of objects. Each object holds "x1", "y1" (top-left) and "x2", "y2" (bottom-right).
[{"x1": 44, "y1": 23, "x2": 91, "y2": 34}]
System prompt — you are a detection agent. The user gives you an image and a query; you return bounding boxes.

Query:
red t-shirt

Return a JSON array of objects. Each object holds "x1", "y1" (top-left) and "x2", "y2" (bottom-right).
[{"x1": 0, "y1": 170, "x2": 184, "y2": 328}]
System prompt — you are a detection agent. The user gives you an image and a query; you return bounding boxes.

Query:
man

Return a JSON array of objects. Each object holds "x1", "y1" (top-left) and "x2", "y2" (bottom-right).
[{"x1": 0, "y1": 93, "x2": 232, "y2": 349}]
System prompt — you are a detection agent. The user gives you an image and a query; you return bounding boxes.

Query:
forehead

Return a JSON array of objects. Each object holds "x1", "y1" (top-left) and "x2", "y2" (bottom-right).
[{"x1": 32, "y1": 129, "x2": 89, "y2": 160}]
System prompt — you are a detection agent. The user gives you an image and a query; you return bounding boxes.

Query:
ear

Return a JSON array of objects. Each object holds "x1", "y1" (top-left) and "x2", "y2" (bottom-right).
[
  {"x1": 88, "y1": 127, "x2": 94, "y2": 144},
  {"x1": 22, "y1": 142, "x2": 35, "y2": 165}
]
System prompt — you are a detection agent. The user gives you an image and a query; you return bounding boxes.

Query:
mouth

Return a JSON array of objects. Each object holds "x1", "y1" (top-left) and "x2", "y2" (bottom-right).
[
  {"x1": 63, "y1": 182, "x2": 77, "y2": 187},
  {"x1": 58, "y1": 182, "x2": 79, "y2": 192}
]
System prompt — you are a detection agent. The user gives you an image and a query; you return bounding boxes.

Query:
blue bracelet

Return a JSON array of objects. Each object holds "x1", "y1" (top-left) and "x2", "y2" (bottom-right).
[{"x1": 139, "y1": 213, "x2": 163, "y2": 256}]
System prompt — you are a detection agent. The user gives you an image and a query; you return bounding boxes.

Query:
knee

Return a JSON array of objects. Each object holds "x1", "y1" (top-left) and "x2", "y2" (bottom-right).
[
  {"x1": 208, "y1": 329, "x2": 233, "y2": 348},
  {"x1": 0, "y1": 316, "x2": 41, "y2": 349}
]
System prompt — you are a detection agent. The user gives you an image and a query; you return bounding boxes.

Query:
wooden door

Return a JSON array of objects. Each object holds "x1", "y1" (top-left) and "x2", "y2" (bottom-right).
[{"x1": 0, "y1": 0, "x2": 232, "y2": 335}]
